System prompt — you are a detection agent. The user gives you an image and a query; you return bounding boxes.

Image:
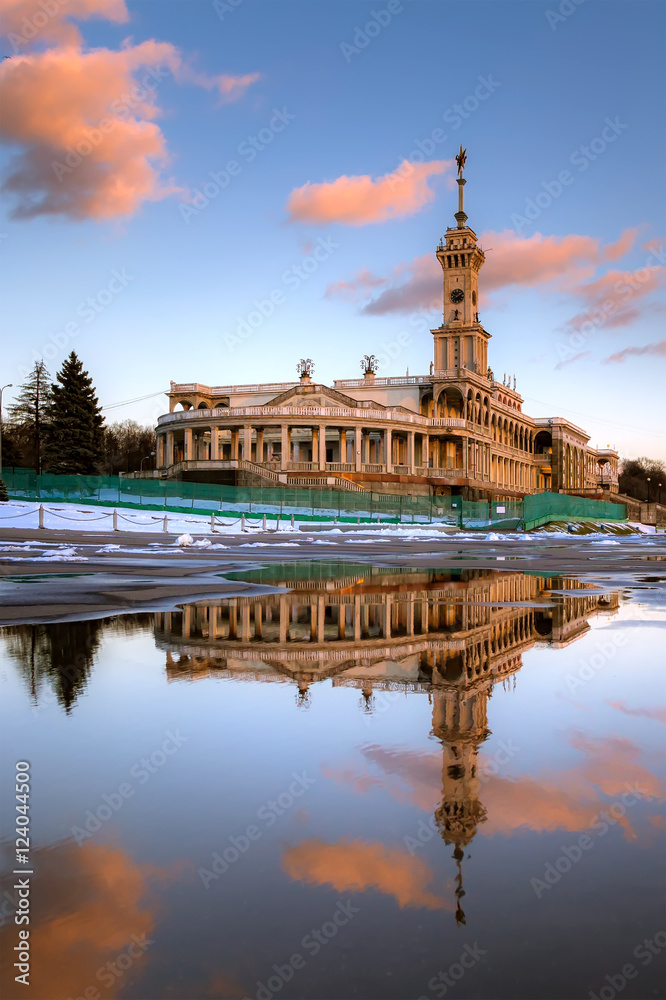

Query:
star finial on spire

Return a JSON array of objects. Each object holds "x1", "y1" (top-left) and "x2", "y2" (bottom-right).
[
  {"x1": 456, "y1": 143, "x2": 467, "y2": 178},
  {"x1": 454, "y1": 146, "x2": 468, "y2": 228}
]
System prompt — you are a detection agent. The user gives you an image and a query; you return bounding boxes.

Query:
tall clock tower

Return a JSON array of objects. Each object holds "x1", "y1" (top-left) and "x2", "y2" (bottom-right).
[{"x1": 432, "y1": 147, "x2": 490, "y2": 375}]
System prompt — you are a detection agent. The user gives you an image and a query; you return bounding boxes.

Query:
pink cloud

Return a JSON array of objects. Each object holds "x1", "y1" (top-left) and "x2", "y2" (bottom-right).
[
  {"x1": 215, "y1": 71, "x2": 260, "y2": 103},
  {"x1": 324, "y1": 267, "x2": 389, "y2": 302},
  {"x1": 562, "y1": 265, "x2": 665, "y2": 333},
  {"x1": 554, "y1": 351, "x2": 591, "y2": 370},
  {"x1": 326, "y1": 227, "x2": 664, "y2": 336},
  {"x1": 0, "y1": 40, "x2": 260, "y2": 220},
  {"x1": 481, "y1": 228, "x2": 639, "y2": 293},
  {"x1": 362, "y1": 254, "x2": 441, "y2": 315},
  {"x1": 3, "y1": 0, "x2": 129, "y2": 50},
  {"x1": 282, "y1": 838, "x2": 448, "y2": 910},
  {"x1": 607, "y1": 699, "x2": 666, "y2": 721},
  {"x1": 286, "y1": 159, "x2": 453, "y2": 226},
  {"x1": 0, "y1": 44, "x2": 181, "y2": 220},
  {"x1": 178, "y1": 66, "x2": 261, "y2": 104},
  {"x1": 333, "y1": 734, "x2": 662, "y2": 842}
]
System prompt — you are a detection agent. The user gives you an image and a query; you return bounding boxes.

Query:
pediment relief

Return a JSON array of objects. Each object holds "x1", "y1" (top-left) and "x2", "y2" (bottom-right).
[{"x1": 266, "y1": 383, "x2": 385, "y2": 410}]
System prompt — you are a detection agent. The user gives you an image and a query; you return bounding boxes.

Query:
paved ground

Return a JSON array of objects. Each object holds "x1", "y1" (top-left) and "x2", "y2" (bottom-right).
[{"x1": 1, "y1": 526, "x2": 665, "y2": 624}]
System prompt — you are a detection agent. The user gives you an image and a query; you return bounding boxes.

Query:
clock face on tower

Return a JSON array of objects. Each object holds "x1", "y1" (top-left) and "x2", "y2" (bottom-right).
[{"x1": 450, "y1": 288, "x2": 465, "y2": 304}]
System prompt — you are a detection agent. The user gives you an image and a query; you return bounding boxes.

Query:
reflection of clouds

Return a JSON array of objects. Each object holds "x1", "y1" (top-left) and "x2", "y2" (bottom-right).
[
  {"x1": 607, "y1": 700, "x2": 666, "y2": 724},
  {"x1": 282, "y1": 838, "x2": 449, "y2": 910},
  {"x1": 324, "y1": 735, "x2": 664, "y2": 842},
  {"x1": 0, "y1": 840, "x2": 176, "y2": 1000},
  {"x1": 324, "y1": 746, "x2": 441, "y2": 812},
  {"x1": 483, "y1": 734, "x2": 664, "y2": 841}
]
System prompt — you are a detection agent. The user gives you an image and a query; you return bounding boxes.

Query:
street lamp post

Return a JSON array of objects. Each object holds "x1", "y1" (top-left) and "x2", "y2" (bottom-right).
[
  {"x1": 659, "y1": 483, "x2": 663, "y2": 505},
  {"x1": 646, "y1": 477, "x2": 651, "y2": 503},
  {"x1": 0, "y1": 383, "x2": 14, "y2": 478},
  {"x1": 140, "y1": 451, "x2": 155, "y2": 473}
]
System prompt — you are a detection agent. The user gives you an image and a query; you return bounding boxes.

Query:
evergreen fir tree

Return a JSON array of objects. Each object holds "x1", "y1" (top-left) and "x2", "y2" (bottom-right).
[
  {"x1": 0, "y1": 478, "x2": 8, "y2": 502},
  {"x1": 45, "y1": 352, "x2": 105, "y2": 474},
  {"x1": 8, "y1": 360, "x2": 52, "y2": 473}
]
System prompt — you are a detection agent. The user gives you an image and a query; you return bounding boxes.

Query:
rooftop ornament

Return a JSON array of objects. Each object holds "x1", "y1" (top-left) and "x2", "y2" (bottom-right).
[
  {"x1": 296, "y1": 358, "x2": 315, "y2": 381},
  {"x1": 361, "y1": 354, "x2": 379, "y2": 376}
]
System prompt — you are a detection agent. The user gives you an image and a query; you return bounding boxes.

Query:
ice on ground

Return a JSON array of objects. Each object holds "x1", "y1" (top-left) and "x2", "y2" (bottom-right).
[
  {"x1": 176, "y1": 533, "x2": 194, "y2": 547},
  {"x1": 240, "y1": 541, "x2": 300, "y2": 548},
  {"x1": 4, "y1": 545, "x2": 89, "y2": 562}
]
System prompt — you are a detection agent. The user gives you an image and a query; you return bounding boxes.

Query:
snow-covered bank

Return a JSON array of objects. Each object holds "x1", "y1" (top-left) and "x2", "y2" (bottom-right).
[
  {"x1": 0, "y1": 500, "x2": 325, "y2": 536},
  {"x1": 0, "y1": 500, "x2": 656, "y2": 540}
]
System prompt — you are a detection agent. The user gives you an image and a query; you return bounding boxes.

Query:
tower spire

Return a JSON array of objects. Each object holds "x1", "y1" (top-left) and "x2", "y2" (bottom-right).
[{"x1": 455, "y1": 144, "x2": 468, "y2": 229}]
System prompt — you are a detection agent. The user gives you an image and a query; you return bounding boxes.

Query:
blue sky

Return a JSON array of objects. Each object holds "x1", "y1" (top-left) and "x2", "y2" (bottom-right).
[{"x1": 1, "y1": 0, "x2": 664, "y2": 459}]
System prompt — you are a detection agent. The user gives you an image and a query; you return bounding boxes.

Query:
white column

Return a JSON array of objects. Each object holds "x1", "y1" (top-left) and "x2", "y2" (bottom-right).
[
  {"x1": 319, "y1": 424, "x2": 327, "y2": 470},
  {"x1": 281, "y1": 425, "x2": 290, "y2": 467},
  {"x1": 407, "y1": 431, "x2": 415, "y2": 473},
  {"x1": 279, "y1": 597, "x2": 288, "y2": 643},
  {"x1": 385, "y1": 428, "x2": 393, "y2": 473},
  {"x1": 184, "y1": 427, "x2": 193, "y2": 461},
  {"x1": 240, "y1": 603, "x2": 251, "y2": 642},
  {"x1": 243, "y1": 425, "x2": 253, "y2": 462},
  {"x1": 317, "y1": 595, "x2": 325, "y2": 643},
  {"x1": 355, "y1": 426, "x2": 363, "y2": 471},
  {"x1": 210, "y1": 426, "x2": 219, "y2": 461}
]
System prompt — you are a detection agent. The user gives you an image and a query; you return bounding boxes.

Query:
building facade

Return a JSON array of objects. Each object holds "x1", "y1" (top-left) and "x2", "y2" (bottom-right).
[{"x1": 156, "y1": 157, "x2": 618, "y2": 500}]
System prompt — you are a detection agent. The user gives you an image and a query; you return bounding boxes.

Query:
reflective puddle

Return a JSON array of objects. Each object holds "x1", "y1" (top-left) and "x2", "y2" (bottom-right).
[{"x1": 1, "y1": 565, "x2": 664, "y2": 999}]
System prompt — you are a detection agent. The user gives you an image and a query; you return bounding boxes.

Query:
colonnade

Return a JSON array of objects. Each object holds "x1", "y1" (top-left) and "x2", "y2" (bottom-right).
[
  {"x1": 157, "y1": 582, "x2": 545, "y2": 650},
  {"x1": 156, "y1": 419, "x2": 596, "y2": 493},
  {"x1": 156, "y1": 422, "x2": 493, "y2": 479}
]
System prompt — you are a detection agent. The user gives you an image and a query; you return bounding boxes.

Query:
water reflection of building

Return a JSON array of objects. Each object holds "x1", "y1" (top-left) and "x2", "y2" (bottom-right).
[
  {"x1": 157, "y1": 566, "x2": 618, "y2": 921},
  {"x1": 156, "y1": 568, "x2": 618, "y2": 691}
]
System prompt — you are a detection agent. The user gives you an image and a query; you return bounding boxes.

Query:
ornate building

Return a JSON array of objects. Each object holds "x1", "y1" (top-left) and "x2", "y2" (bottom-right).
[{"x1": 156, "y1": 151, "x2": 618, "y2": 500}]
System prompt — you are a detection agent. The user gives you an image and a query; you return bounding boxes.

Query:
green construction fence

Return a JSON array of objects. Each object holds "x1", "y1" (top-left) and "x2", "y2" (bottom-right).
[
  {"x1": 521, "y1": 492, "x2": 626, "y2": 530},
  {"x1": 1, "y1": 470, "x2": 627, "y2": 529}
]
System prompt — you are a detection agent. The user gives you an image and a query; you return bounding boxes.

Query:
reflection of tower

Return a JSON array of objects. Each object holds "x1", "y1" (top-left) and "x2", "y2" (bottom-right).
[
  {"x1": 431, "y1": 672, "x2": 490, "y2": 925},
  {"x1": 359, "y1": 682, "x2": 374, "y2": 713},
  {"x1": 296, "y1": 678, "x2": 311, "y2": 708}
]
